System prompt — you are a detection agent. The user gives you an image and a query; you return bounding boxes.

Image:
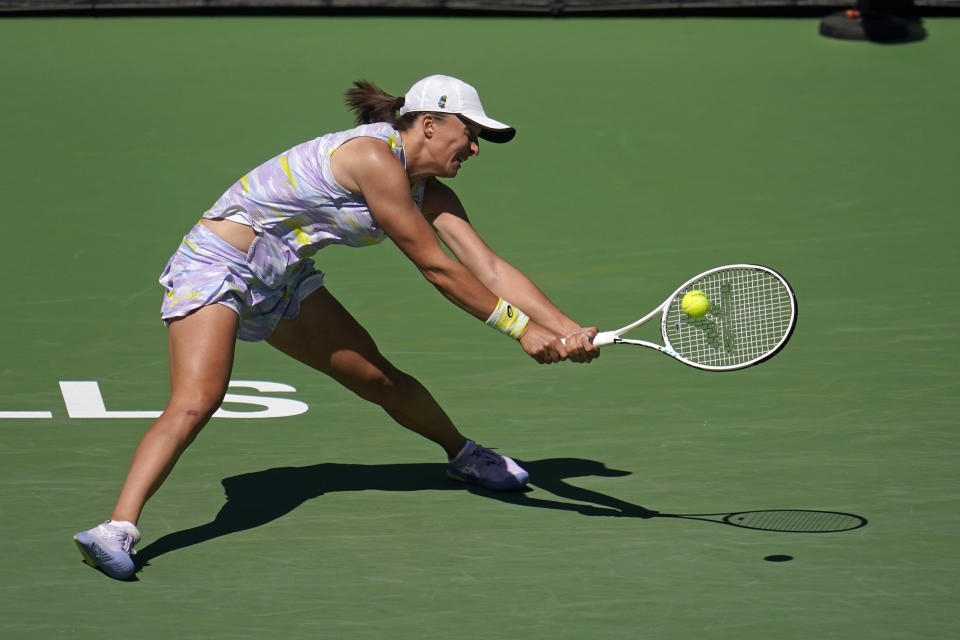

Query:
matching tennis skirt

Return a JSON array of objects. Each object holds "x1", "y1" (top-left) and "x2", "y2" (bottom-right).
[{"x1": 159, "y1": 223, "x2": 325, "y2": 342}]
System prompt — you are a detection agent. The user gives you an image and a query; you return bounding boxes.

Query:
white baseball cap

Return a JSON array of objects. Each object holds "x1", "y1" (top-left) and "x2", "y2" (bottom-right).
[{"x1": 399, "y1": 74, "x2": 516, "y2": 143}]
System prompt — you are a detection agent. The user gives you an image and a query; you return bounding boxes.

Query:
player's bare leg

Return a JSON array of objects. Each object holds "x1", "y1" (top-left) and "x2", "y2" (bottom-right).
[
  {"x1": 266, "y1": 287, "x2": 467, "y2": 457},
  {"x1": 112, "y1": 304, "x2": 239, "y2": 524},
  {"x1": 74, "y1": 304, "x2": 238, "y2": 579},
  {"x1": 267, "y1": 288, "x2": 528, "y2": 490}
]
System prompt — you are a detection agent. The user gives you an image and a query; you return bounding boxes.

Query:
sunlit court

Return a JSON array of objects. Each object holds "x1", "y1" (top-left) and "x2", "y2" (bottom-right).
[{"x1": 1, "y1": 3, "x2": 957, "y2": 638}]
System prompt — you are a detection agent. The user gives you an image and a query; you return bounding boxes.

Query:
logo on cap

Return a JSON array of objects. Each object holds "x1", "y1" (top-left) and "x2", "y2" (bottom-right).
[{"x1": 437, "y1": 95, "x2": 447, "y2": 109}]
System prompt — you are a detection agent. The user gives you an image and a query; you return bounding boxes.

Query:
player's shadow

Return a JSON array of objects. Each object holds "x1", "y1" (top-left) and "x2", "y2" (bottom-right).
[{"x1": 134, "y1": 458, "x2": 654, "y2": 570}]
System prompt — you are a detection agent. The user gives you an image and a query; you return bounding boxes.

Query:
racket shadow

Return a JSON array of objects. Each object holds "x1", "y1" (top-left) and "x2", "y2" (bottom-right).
[
  {"x1": 133, "y1": 457, "x2": 654, "y2": 570},
  {"x1": 478, "y1": 461, "x2": 868, "y2": 532}
]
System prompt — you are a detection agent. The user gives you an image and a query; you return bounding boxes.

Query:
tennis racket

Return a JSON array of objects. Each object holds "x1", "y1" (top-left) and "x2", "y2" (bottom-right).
[
  {"x1": 575, "y1": 264, "x2": 797, "y2": 371},
  {"x1": 656, "y1": 509, "x2": 867, "y2": 533}
]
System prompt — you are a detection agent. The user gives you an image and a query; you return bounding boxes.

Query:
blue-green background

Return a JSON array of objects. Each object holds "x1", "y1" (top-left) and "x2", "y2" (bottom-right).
[{"x1": 1, "y1": 15, "x2": 957, "y2": 639}]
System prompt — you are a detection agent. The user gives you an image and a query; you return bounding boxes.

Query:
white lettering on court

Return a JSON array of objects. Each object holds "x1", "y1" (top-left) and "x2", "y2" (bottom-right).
[
  {"x1": 0, "y1": 410, "x2": 54, "y2": 419},
  {"x1": 0, "y1": 380, "x2": 309, "y2": 419}
]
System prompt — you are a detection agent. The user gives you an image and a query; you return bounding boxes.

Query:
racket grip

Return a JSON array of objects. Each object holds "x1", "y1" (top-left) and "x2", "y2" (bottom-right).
[
  {"x1": 591, "y1": 331, "x2": 617, "y2": 347},
  {"x1": 560, "y1": 330, "x2": 617, "y2": 348}
]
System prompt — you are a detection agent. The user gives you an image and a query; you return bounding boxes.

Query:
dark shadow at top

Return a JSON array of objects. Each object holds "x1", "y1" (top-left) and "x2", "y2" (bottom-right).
[{"x1": 135, "y1": 457, "x2": 867, "y2": 570}]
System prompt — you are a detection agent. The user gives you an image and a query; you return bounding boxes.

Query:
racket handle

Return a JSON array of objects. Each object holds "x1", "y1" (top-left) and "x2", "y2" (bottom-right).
[
  {"x1": 560, "y1": 330, "x2": 617, "y2": 348},
  {"x1": 591, "y1": 331, "x2": 617, "y2": 347}
]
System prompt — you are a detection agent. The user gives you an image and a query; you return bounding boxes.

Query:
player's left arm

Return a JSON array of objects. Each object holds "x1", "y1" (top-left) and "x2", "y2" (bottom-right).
[{"x1": 422, "y1": 178, "x2": 598, "y2": 361}]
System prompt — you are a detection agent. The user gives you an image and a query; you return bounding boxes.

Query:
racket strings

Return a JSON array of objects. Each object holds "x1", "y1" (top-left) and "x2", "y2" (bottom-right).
[
  {"x1": 664, "y1": 268, "x2": 794, "y2": 368},
  {"x1": 725, "y1": 510, "x2": 866, "y2": 533}
]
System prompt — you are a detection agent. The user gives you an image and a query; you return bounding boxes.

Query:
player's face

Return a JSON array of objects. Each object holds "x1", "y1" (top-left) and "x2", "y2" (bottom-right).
[{"x1": 432, "y1": 115, "x2": 481, "y2": 177}]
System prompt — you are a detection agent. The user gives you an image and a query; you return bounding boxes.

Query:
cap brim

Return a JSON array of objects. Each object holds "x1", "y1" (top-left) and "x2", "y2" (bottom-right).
[
  {"x1": 479, "y1": 126, "x2": 516, "y2": 144},
  {"x1": 461, "y1": 114, "x2": 516, "y2": 144}
]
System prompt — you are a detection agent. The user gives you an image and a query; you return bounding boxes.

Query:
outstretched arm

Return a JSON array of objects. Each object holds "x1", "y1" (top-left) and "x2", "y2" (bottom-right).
[
  {"x1": 330, "y1": 138, "x2": 567, "y2": 364},
  {"x1": 422, "y1": 178, "x2": 598, "y2": 363}
]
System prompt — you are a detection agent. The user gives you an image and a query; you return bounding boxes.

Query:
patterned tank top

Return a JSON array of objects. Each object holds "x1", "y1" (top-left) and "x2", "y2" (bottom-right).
[{"x1": 203, "y1": 122, "x2": 425, "y2": 287}]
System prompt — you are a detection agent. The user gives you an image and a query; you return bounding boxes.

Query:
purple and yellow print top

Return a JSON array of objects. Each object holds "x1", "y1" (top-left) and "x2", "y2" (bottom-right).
[{"x1": 203, "y1": 123, "x2": 425, "y2": 288}]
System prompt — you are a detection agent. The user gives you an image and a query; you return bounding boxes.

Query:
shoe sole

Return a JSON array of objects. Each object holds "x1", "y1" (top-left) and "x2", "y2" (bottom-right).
[{"x1": 74, "y1": 535, "x2": 99, "y2": 569}]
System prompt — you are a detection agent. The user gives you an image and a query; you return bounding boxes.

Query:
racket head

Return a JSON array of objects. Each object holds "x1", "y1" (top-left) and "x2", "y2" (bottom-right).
[
  {"x1": 660, "y1": 264, "x2": 797, "y2": 371},
  {"x1": 720, "y1": 509, "x2": 867, "y2": 533}
]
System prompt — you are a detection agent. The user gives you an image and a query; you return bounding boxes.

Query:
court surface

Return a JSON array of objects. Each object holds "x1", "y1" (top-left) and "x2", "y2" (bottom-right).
[{"x1": 1, "y1": 14, "x2": 957, "y2": 640}]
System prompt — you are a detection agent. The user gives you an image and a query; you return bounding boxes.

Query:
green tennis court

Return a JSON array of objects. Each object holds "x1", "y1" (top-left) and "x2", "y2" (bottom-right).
[{"x1": 1, "y1": 14, "x2": 958, "y2": 639}]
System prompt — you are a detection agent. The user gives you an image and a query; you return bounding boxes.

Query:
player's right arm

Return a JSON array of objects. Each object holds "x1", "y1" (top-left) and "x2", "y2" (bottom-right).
[
  {"x1": 422, "y1": 177, "x2": 598, "y2": 363},
  {"x1": 330, "y1": 137, "x2": 565, "y2": 364}
]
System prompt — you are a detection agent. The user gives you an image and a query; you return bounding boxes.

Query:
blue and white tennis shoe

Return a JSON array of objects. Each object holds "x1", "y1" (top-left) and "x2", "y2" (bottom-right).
[
  {"x1": 74, "y1": 520, "x2": 140, "y2": 580},
  {"x1": 447, "y1": 440, "x2": 529, "y2": 490}
]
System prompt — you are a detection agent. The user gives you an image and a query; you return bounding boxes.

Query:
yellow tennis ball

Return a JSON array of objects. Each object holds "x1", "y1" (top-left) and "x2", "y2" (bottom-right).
[{"x1": 681, "y1": 290, "x2": 711, "y2": 318}]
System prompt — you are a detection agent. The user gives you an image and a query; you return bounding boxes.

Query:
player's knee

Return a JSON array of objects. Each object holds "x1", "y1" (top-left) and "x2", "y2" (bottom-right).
[
  {"x1": 163, "y1": 390, "x2": 225, "y2": 438},
  {"x1": 352, "y1": 363, "x2": 408, "y2": 405}
]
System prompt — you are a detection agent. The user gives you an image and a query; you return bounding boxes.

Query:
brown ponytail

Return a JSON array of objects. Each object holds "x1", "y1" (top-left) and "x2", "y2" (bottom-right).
[
  {"x1": 344, "y1": 80, "x2": 402, "y2": 127},
  {"x1": 344, "y1": 79, "x2": 451, "y2": 130}
]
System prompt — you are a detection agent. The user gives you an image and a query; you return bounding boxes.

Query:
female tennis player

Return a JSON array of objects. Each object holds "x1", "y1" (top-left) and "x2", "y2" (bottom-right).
[{"x1": 74, "y1": 74, "x2": 599, "y2": 580}]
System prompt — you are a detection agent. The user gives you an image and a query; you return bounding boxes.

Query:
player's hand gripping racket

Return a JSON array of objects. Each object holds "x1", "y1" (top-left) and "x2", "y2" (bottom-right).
[{"x1": 573, "y1": 264, "x2": 797, "y2": 371}]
